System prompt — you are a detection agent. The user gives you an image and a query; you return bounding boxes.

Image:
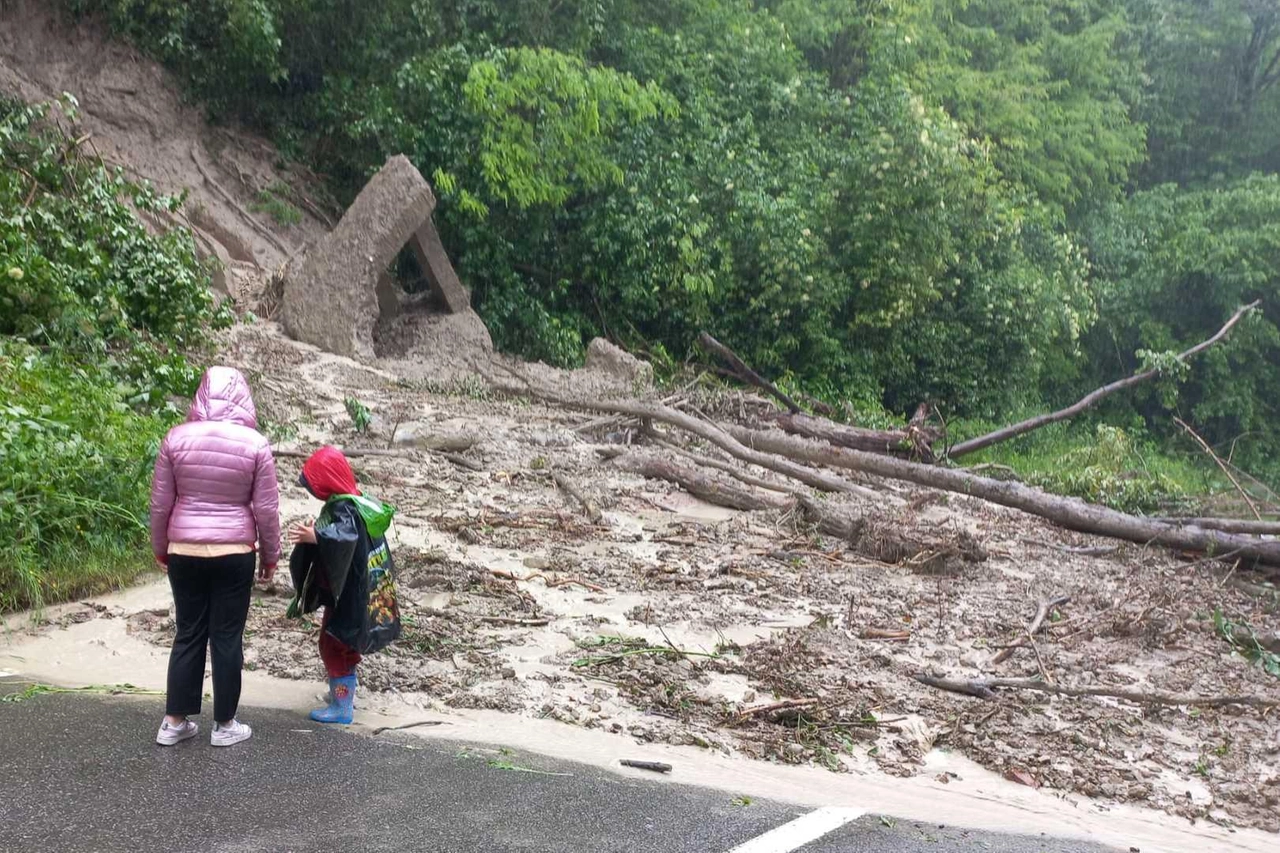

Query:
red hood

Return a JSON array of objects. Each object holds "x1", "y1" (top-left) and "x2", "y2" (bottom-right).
[{"x1": 302, "y1": 446, "x2": 360, "y2": 500}]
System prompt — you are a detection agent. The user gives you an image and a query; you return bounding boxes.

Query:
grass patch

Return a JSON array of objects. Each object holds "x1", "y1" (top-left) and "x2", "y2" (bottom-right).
[
  {"x1": 950, "y1": 421, "x2": 1209, "y2": 514},
  {"x1": 2, "y1": 540, "x2": 154, "y2": 614},
  {"x1": 250, "y1": 182, "x2": 303, "y2": 227}
]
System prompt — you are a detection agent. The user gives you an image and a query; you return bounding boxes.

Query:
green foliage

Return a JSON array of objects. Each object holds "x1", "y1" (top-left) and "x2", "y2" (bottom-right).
[
  {"x1": 55, "y1": 0, "x2": 1280, "y2": 478},
  {"x1": 1132, "y1": 0, "x2": 1280, "y2": 184},
  {"x1": 344, "y1": 397, "x2": 372, "y2": 433},
  {"x1": 0, "y1": 96, "x2": 221, "y2": 610},
  {"x1": 0, "y1": 344, "x2": 166, "y2": 610},
  {"x1": 69, "y1": 0, "x2": 285, "y2": 117},
  {"x1": 1214, "y1": 609, "x2": 1280, "y2": 678},
  {"x1": 963, "y1": 421, "x2": 1199, "y2": 513},
  {"x1": 1083, "y1": 176, "x2": 1280, "y2": 474},
  {"x1": 0, "y1": 95, "x2": 227, "y2": 405},
  {"x1": 896, "y1": 0, "x2": 1147, "y2": 217},
  {"x1": 1023, "y1": 424, "x2": 1187, "y2": 513},
  {"x1": 463, "y1": 47, "x2": 674, "y2": 208}
]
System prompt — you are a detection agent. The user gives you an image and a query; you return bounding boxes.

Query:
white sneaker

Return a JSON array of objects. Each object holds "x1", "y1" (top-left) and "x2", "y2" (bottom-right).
[
  {"x1": 211, "y1": 719, "x2": 252, "y2": 747},
  {"x1": 156, "y1": 719, "x2": 199, "y2": 746}
]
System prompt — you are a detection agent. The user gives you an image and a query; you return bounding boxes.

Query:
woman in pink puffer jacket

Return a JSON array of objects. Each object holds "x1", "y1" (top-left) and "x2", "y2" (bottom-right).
[{"x1": 149, "y1": 366, "x2": 280, "y2": 748}]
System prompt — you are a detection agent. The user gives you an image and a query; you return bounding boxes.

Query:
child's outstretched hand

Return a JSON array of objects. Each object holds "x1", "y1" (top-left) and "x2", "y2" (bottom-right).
[{"x1": 289, "y1": 520, "x2": 317, "y2": 545}]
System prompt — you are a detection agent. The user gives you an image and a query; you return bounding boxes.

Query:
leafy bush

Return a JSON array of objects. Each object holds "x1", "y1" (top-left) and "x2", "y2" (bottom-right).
[
  {"x1": 0, "y1": 96, "x2": 224, "y2": 609},
  {"x1": 0, "y1": 95, "x2": 229, "y2": 404},
  {"x1": 0, "y1": 344, "x2": 167, "y2": 609},
  {"x1": 990, "y1": 423, "x2": 1193, "y2": 514}
]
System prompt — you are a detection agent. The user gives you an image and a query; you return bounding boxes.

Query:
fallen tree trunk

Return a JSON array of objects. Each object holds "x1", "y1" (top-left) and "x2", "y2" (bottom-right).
[
  {"x1": 612, "y1": 453, "x2": 789, "y2": 512},
  {"x1": 773, "y1": 412, "x2": 942, "y2": 460},
  {"x1": 698, "y1": 332, "x2": 802, "y2": 414},
  {"x1": 1152, "y1": 517, "x2": 1280, "y2": 535},
  {"x1": 724, "y1": 424, "x2": 1280, "y2": 569},
  {"x1": 948, "y1": 301, "x2": 1261, "y2": 459},
  {"x1": 915, "y1": 673, "x2": 1280, "y2": 709},
  {"x1": 564, "y1": 401, "x2": 881, "y2": 500},
  {"x1": 611, "y1": 453, "x2": 881, "y2": 544},
  {"x1": 644, "y1": 435, "x2": 797, "y2": 494},
  {"x1": 581, "y1": 401, "x2": 1280, "y2": 569}
]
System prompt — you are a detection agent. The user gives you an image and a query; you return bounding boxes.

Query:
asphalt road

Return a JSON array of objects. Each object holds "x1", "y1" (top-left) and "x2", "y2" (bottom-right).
[{"x1": 0, "y1": 682, "x2": 1117, "y2": 853}]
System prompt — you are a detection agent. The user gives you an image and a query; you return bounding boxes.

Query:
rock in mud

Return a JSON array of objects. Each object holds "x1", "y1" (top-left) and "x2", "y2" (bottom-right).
[
  {"x1": 282, "y1": 155, "x2": 436, "y2": 359},
  {"x1": 584, "y1": 338, "x2": 653, "y2": 388}
]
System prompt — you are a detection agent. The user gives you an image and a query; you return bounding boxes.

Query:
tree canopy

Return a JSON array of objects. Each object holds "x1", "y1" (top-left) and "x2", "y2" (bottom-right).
[{"x1": 60, "y1": 0, "x2": 1280, "y2": 472}]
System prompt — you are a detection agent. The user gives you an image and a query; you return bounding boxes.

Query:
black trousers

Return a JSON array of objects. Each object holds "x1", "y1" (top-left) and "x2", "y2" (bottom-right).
[{"x1": 165, "y1": 553, "x2": 255, "y2": 722}]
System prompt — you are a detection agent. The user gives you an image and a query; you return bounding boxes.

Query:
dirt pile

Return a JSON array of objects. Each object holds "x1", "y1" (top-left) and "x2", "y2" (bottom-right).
[{"x1": 0, "y1": 0, "x2": 329, "y2": 302}]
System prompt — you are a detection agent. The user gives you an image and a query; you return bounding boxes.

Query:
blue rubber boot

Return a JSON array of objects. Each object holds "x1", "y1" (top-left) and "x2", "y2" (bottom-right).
[{"x1": 309, "y1": 674, "x2": 356, "y2": 724}]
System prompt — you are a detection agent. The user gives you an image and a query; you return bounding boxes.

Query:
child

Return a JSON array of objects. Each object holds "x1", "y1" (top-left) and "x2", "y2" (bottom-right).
[{"x1": 287, "y1": 446, "x2": 400, "y2": 724}]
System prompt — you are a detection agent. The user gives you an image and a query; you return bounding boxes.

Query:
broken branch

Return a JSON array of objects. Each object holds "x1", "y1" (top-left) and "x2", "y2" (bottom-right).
[
  {"x1": 735, "y1": 698, "x2": 819, "y2": 722},
  {"x1": 948, "y1": 301, "x2": 1261, "y2": 458},
  {"x1": 698, "y1": 332, "x2": 803, "y2": 413},
  {"x1": 915, "y1": 674, "x2": 1280, "y2": 708},
  {"x1": 990, "y1": 595, "x2": 1071, "y2": 666},
  {"x1": 1174, "y1": 417, "x2": 1263, "y2": 521},
  {"x1": 612, "y1": 453, "x2": 788, "y2": 512},
  {"x1": 552, "y1": 471, "x2": 604, "y2": 524},
  {"x1": 1152, "y1": 517, "x2": 1280, "y2": 535}
]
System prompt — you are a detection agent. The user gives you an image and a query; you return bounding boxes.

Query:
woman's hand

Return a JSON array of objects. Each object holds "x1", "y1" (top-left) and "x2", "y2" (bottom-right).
[
  {"x1": 288, "y1": 520, "x2": 317, "y2": 545},
  {"x1": 156, "y1": 555, "x2": 168, "y2": 575},
  {"x1": 258, "y1": 561, "x2": 277, "y2": 582}
]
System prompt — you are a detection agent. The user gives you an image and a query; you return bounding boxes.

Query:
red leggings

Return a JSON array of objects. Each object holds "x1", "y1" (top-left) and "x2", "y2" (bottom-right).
[{"x1": 319, "y1": 608, "x2": 361, "y2": 678}]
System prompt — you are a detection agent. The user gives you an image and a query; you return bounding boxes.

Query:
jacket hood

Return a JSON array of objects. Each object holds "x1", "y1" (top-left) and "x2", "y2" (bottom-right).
[
  {"x1": 302, "y1": 445, "x2": 360, "y2": 500},
  {"x1": 188, "y1": 366, "x2": 258, "y2": 428}
]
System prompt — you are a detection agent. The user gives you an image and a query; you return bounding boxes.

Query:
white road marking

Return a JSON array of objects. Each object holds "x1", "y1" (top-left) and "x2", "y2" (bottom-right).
[{"x1": 724, "y1": 806, "x2": 865, "y2": 853}]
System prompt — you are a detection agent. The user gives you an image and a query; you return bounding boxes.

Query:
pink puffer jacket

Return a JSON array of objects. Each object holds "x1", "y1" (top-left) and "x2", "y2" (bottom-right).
[{"x1": 149, "y1": 367, "x2": 281, "y2": 566}]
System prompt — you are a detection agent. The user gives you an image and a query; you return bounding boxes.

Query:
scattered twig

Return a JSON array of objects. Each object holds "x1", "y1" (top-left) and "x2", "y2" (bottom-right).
[
  {"x1": 371, "y1": 720, "x2": 447, "y2": 735},
  {"x1": 1179, "y1": 546, "x2": 1249, "y2": 571},
  {"x1": 546, "y1": 577, "x2": 606, "y2": 593},
  {"x1": 1175, "y1": 417, "x2": 1264, "y2": 522},
  {"x1": 479, "y1": 616, "x2": 552, "y2": 627},
  {"x1": 991, "y1": 595, "x2": 1071, "y2": 665},
  {"x1": 735, "y1": 698, "x2": 819, "y2": 722},
  {"x1": 1027, "y1": 634, "x2": 1052, "y2": 683},
  {"x1": 915, "y1": 674, "x2": 1280, "y2": 708},
  {"x1": 552, "y1": 471, "x2": 604, "y2": 524},
  {"x1": 620, "y1": 759, "x2": 672, "y2": 773}
]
